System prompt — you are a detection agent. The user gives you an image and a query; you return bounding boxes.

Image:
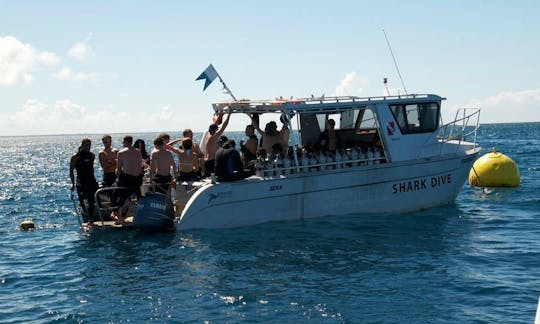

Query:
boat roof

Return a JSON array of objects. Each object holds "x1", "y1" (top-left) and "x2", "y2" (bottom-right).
[{"x1": 212, "y1": 94, "x2": 445, "y2": 114}]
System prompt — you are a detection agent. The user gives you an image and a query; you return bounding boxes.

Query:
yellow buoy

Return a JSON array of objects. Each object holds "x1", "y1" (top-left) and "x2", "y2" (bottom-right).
[
  {"x1": 19, "y1": 220, "x2": 35, "y2": 230},
  {"x1": 469, "y1": 147, "x2": 520, "y2": 187}
]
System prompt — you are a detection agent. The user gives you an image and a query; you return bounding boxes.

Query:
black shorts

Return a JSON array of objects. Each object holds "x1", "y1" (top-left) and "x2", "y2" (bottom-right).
[
  {"x1": 117, "y1": 173, "x2": 141, "y2": 199},
  {"x1": 178, "y1": 171, "x2": 197, "y2": 182},
  {"x1": 203, "y1": 159, "x2": 215, "y2": 177},
  {"x1": 102, "y1": 172, "x2": 117, "y2": 187},
  {"x1": 154, "y1": 174, "x2": 172, "y2": 194}
]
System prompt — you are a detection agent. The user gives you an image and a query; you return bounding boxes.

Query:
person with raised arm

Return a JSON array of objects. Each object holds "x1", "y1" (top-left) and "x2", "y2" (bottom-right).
[
  {"x1": 251, "y1": 114, "x2": 289, "y2": 155},
  {"x1": 202, "y1": 110, "x2": 231, "y2": 177}
]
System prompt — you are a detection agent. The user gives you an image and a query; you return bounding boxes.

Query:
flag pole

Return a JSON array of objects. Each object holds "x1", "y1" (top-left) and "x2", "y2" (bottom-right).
[
  {"x1": 214, "y1": 71, "x2": 237, "y2": 102},
  {"x1": 196, "y1": 64, "x2": 238, "y2": 101}
]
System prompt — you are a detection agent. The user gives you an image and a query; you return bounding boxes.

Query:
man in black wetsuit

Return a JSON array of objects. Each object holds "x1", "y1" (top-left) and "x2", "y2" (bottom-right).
[
  {"x1": 214, "y1": 139, "x2": 252, "y2": 182},
  {"x1": 70, "y1": 138, "x2": 99, "y2": 223}
]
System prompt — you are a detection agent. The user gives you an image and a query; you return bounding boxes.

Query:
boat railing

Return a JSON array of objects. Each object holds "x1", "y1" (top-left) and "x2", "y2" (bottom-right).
[
  {"x1": 94, "y1": 186, "x2": 132, "y2": 226},
  {"x1": 254, "y1": 148, "x2": 386, "y2": 177},
  {"x1": 212, "y1": 94, "x2": 444, "y2": 113},
  {"x1": 437, "y1": 107, "x2": 481, "y2": 153}
]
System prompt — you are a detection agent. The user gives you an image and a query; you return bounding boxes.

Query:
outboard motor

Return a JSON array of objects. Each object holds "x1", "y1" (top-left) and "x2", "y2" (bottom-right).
[{"x1": 134, "y1": 192, "x2": 175, "y2": 231}]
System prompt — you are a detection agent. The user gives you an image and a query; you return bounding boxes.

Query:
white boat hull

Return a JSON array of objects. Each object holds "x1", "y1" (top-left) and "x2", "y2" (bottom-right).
[{"x1": 178, "y1": 148, "x2": 480, "y2": 230}]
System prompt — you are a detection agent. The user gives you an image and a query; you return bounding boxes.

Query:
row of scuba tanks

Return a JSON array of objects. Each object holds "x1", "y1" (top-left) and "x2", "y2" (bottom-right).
[{"x1": 255, "y1": 147, "x2": 385, "y2": 177}]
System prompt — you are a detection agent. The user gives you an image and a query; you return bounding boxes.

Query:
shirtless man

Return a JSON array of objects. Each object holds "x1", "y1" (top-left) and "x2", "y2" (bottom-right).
[
  {"x1": 183, "y1": 129, "x2": 202, "y2": 156},
  {"x1": 169, "y1": 129, "x2": 202, "y2": 156},
  {"x1": 252, "y1": 117, "x2": 289, "y2": 155},
  {"x1": 150, "y1": 137, "x2": 177, "y2": 196},
  {"x1": 115, "y1": 135, "x2": 142, "y2": 223},
  {"x1": 157, "y1": 133, "x2": 181, "y2": 155},
  {"x1": 98, "y1": 134, "x2": 118, "y2": 187},
  {"x1": 202, "y1": 110, "x2": 231, "y2": 177}
]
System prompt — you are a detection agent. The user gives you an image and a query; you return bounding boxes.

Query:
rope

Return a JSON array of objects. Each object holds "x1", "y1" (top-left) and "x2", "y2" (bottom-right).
[{"x1": 471, "y1": 165, "x2": 486, "y2": 194}]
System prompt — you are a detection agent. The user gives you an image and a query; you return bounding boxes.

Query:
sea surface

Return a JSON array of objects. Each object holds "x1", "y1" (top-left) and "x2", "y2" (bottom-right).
[{"x1": 0, "y1": 123, "x2": 539, "y2": 323}]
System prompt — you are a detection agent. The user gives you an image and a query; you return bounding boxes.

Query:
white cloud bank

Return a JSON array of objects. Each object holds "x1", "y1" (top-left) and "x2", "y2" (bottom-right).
[
  {"x1": 331, "y1": 71, "x2": 369, "y2": 96},
  {"x1": 0, "y1": 99, "x2": 181, "y2": 136},
  {"x1": 0, "y1": 36, "x2": 60, "y2": 86},
  {"x1": 331, "y1": 71, "x2": 403, "y2": 97},
  {"x1": 67, "y1": 34, "x2": 94, "y2": 61},
  {"x1": 52, "y1": 67, "x2": 100, "y2": 82},
  {"x1": 468, "y1": 89, "x2": 540, "y2": 123},
  {"x1": 332, "y1": 72, "x2": 539, "y2": 123}
]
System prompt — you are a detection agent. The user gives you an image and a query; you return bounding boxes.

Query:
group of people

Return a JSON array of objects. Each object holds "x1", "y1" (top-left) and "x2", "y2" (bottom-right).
[
  {"x1": 69, "y1": 135, "x2": 150, "y2": 224},
  {"x1": 69, "y1": 110, "x2": 335, "y2": 224}
]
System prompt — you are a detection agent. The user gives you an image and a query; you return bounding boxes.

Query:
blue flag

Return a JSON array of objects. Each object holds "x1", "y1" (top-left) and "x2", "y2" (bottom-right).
[{"x1": 196, "y1": 64, "x2": 219, "y2": 91}]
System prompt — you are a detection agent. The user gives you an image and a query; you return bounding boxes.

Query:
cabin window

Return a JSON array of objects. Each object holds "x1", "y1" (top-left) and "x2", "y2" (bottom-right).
[
  {"x1": 356, "y1": 108, "x2": 377, "y2": 130},
  {"x1": 389, "y1": 102, "x2": 439, "y2": 134},
  {"x1": 340, "y1": 110, "x2": 359, "y2": 129},
  {"x1": 298, "y1": 106, "x2": 372, "y2": 149}
]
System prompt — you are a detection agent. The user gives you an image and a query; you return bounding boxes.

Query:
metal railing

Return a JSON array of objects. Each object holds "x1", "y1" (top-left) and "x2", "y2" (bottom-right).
[
  {"x1": 437, "y1": 107, "x2": 481, "y2": 153},
  {"x1": 254, "y1": 149, "x2": 387, "y2": 177}
]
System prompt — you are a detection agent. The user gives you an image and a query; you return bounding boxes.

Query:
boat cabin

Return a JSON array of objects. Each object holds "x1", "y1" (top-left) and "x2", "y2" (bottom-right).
[{"x1": 213, "y1": 94, "x2": 448, "y2": 173}]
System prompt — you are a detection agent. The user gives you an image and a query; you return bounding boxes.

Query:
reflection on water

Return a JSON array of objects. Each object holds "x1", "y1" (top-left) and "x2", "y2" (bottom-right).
[
  {"x1": 1, "y1": 125, "x2": 540, "y2": 322},
  {"x1": 67, "y1": 208, "x2": 470, "y2": 322}
]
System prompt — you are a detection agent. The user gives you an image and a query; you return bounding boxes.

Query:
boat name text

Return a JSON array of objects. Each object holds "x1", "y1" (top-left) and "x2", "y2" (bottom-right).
[
  {"x1": 392, "y1": 174, "x2": 452, "y2": 194},
  {"x1": 269, "y1": 185, "x2": 283, "y2": 192}
]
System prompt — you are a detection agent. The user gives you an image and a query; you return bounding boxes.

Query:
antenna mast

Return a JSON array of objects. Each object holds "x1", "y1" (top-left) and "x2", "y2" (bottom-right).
[{"x1": 382, "y1": 29, "x2": 408, "y2": 95}]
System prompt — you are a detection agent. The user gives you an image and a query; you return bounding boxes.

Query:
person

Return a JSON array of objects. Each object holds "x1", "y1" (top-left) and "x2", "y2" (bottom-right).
[
  {"x1": 170, "y1": 129, "x2": 203, "y2": 156},
  {"x1": 183, "y1": 129, "x2": 202, "y2": 155},
  {"x1": 199, "y1": 111, "x2": 224, "y2": 156},
  {"x1": 115, "y1": 135, "x2": 143, "y2": 224},
  {"x1": 182, "y1": 129, "x2": 203, "y2": 178},
  {"x1": 203, "y1": 110, "x2": 231, "y2": 177},
  {"x1": 317, "y1": 118, "x2": 342, "y2": 155},
  {"x1": 70, "y1": 138, "x2": 99, "y2": 223},
  {"x1": 133, "y1": 138, "x2": 150, "y2": 187},
  {"x1": 240, "y1": 124, "x2": 258, "y2": 165},
  {"x1": 214, "y1": 139, "x2": 252, "y2": 182},
  {"x1": 176, "y1": 138, "x2": 200, "y2": 182},
  {"x1": 251, "y1": 116, "x2": 289, "y2": 155},
  {"x1": 98, "y1": 135, "x2": 118, "y2": 187},
  {"x1": 157, "y1": 132, "x2": 181, "y2": 154},
  {"x1": 133, "y1": 139, "x2": 150, "y2": 167},
  {"x1": 149, "y1": 137, "x2": 177, "y2": 196}
]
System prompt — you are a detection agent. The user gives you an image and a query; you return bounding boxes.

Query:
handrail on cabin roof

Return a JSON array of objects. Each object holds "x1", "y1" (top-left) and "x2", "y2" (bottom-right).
[{"x1": 211, "y1": 94, "x2": 445, "y2": 113}]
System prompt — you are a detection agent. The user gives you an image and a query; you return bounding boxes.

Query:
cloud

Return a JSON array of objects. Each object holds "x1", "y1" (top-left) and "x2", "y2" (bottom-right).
[
  {"x1": 0, "y1": 36, "x2": 60, "y2": 86},
  {"x1": 67, "y1": 34, "x2": 94, "y2": 61},
  {"x1": 468, "y1": 89, "x2": 540, "y2": 123},
  {"x1": 0, "y1": 99, "x2": 181, "y2": 136},
  {"x1": 332, "y1": 71, "x2": 369, "y2": 96},
  {"x1": 52, "y1": 67, "x2": 100, "y2": 82}
]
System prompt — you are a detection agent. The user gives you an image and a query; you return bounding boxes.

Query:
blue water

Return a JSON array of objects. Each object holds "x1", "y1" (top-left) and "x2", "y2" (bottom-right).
[{"x1": 1, "y1": 123, "x2": 539, "y2": 323}]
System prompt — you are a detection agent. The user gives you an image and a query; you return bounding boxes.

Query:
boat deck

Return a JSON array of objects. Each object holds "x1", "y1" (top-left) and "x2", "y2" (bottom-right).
[{"x1": 82, "y1": 216, "x2": 135, "y2": 231}]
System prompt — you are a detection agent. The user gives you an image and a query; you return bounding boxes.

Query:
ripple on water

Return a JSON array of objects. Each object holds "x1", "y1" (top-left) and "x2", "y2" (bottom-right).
[{"x1": 1, "y1": 127, "x2": 540, "y2": 322}]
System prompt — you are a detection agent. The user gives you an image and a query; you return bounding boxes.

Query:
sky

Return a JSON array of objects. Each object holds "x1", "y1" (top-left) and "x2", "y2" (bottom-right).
[{"x1": 0, "y1": 1, "x2": 539, "y2": 136}]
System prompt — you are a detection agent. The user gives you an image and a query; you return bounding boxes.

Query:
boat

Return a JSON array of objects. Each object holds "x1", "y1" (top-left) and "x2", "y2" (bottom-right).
[
  {"x1": 72, "y1": 186, "x2": 176, "y2": 232},
  {"x1": 175, "y1": 93, "x2": 481, "y2": 229}
]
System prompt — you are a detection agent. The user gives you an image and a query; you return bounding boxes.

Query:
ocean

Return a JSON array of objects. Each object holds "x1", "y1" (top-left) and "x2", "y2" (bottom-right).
[{"x1": 0, "y1": 123, "x2": 539, "y2": 323}]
